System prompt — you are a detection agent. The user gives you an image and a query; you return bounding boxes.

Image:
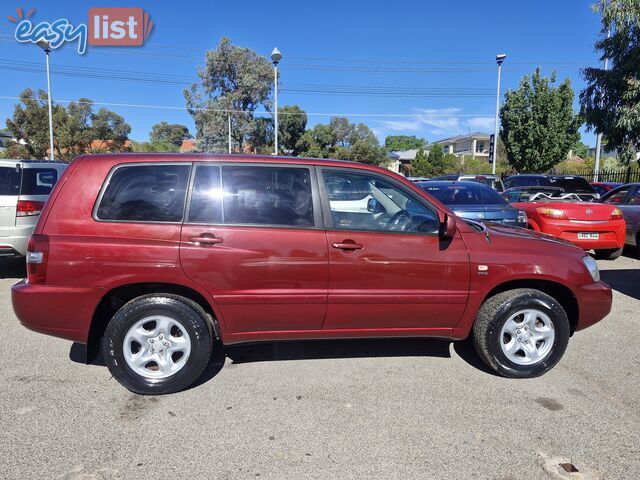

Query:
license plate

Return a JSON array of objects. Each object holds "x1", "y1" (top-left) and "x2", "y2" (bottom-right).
[{"x1": 578, "y1": 232, "x2": 599, "y2": 240}]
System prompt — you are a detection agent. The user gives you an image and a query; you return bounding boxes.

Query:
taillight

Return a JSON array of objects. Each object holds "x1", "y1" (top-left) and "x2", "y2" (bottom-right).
[
  {"x1": 26, "y1": 234, "x2": 49, "y2": 284},
  {"x1": 16, "y1": 200, "x2": 45, "y2": 217},
  {"x1": 535, "y1": 207, "x2": 568, "y2": 220},
  {"x1": 610, "y1": 208, "x2": 623, "y2": 220}
]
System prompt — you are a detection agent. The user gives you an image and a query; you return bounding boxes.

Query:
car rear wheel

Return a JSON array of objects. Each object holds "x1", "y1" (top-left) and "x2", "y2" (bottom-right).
[
  {"x1": 102, "y1": 295, "x2": 213, "y2": 395},
  {"x1": 594, "y1": 247, "x2": 623, "y2": 260},
  {"x1": 473, "y1": 288, "x2": 570, "y2": 378}
]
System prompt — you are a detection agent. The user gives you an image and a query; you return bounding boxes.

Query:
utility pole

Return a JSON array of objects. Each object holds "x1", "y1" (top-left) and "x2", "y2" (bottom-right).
[
  {"x1": 594, "y1": 29, "x2": 611, "y2": 182},
  {"x1": 271, "y1": 48, "x2": 282, "y2": 156},
  {"x1": 228, "y1": 112, "x2": 232, "y2": 154},
  {"x1": 492, "y1": 54, "x2": 506, "y2": 175},
  {"x1": 37, "y1": 40, "x2": 55, "y2": 160}
]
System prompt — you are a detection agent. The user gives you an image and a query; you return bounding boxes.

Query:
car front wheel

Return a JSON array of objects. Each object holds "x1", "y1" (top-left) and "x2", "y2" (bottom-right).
[
  {"x1": 473, "y1": 288, "x2": 570, "y2": 378},
  {"x1": 102, "y1": 295, "x2": 213, "y2": 395}
]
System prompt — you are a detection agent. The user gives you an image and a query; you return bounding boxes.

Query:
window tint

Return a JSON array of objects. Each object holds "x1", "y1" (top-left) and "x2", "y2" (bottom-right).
[
  {"x1": 21, "y1": 168, "x2": 58, "y2": 195},
  {"x1": 603, "y1": 188, "x2": 630, "y2": 205},
  {"x1": 222, "y1": 166, "x2": 314, "y2": 227},
  {"x1": 549, "y1": 177, "x2": 595, "y2": 194},
  {"x1": 97, "y1": 164, "x2": 190, "y2": 222},
  {"x1": 324, "y1": 170, "x2": 439, "y2": 233},
  {"x1": 628, "y1": 187, "x2": 640, "y2": 205},
  {"x1": 188, "y1": 165, "x2": 222, "y2": 223},
  {"x1": 506, "y1": 176, "x2": 552, "y2": 188},
  {"x1": 0, "y1": 167, "x2": 20, "y2": 195}
]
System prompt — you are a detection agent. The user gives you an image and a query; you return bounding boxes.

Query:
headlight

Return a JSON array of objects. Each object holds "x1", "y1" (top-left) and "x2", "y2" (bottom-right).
[{"x1": 582, "y1": 255, "x2": 600, "y2": 282}]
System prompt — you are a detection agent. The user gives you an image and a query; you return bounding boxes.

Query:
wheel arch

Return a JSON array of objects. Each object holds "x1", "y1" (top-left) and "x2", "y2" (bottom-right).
[
  {"x1": 87, "y1": 282, "x2": 222, "y2": 363},
  {"x1": 481, "y1": 279, "x2": 579, "y2": 335}
]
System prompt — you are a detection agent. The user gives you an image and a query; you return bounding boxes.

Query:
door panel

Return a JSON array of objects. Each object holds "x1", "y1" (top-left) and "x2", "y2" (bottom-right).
[
  {"x1": 320, "y1": 168, "x2": 470, "y2": 330},
  {"x1": 325, "y1": 231, "x2": 470, "y2": 329},
  {"x1": 179, "y1": 163, "x2": 328, "y2": 334}
]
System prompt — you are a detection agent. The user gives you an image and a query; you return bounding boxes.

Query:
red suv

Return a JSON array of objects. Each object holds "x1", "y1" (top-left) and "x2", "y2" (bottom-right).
[{"x1": 12, "y1": 154, "x2": 612, "y2": 394}]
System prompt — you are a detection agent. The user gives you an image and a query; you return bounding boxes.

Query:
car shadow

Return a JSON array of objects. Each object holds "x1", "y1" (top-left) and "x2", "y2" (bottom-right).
[
  {"x1": 600, "y1": 268, "x2": 640, "y2": 301},
  {"x1": 622, "y1": 245, "x2": 639, "y2": 260},
  {"x1": 69, "y1": 336, "x2": 497, "y2": 389},
  {"x1": 0, "y1": 258, "x2": 26, "y2": 279}
]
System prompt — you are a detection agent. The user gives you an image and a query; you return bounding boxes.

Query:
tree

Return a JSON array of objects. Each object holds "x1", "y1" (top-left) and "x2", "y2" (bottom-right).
[
  {"x1": 184, "y1": 37, "x2": 273, "y2": 152},
  {"x1": 384, "y1": 135, "x2": 427, "y2": 152},
  {"x1": 572, "y1": 140, "x2": 589, "y2": 158},
  {"x1": 246, "y1": 117, "x2": 274, "y2": 154},
  {"x1": 130, "y1": 140, "x2": 180, "y2": 153},
  {"x1": 580, "y1": 0, "x2": 640, "y2": 164},
  {"x1": 424, "y1": 144, "x2": 458, "y2": 176},
  {"x1": 278, "y1": 105, "x2": 307, "y2": 155},
  {"x1": 296, "y1": 117, "x2": 386, "y2": 165},
  {"x1": 150, "y1": 122, "x2": 192, "y2": 148},
  {"x1": 500, "y1": 69, "x2": 582, "y2": 172},
  {"x1": 410, "y1": 148, "x2": 430, "y2": 176},
  {"x1": 5, "y1": 89, "x2": 131, "y2": 161}
]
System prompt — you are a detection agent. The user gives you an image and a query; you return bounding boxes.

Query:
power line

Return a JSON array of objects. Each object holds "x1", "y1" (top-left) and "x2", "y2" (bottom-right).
[{"x1": 0, "y1": 95, "x2": 493, "y2": 118}]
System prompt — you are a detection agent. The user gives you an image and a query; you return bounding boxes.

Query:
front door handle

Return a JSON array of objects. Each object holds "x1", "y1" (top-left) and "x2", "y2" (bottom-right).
[
  {"x1": 189, "y1": 234, "x2": 223, "y2": 245},
  {"x1": 332, "y1": 241, "x2": 363, "y2": 250}
]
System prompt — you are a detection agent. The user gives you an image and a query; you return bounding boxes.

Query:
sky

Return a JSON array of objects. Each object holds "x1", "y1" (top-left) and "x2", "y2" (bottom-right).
[{"x1": 0, "y1": 0, "x2": 605, "y2": 146}]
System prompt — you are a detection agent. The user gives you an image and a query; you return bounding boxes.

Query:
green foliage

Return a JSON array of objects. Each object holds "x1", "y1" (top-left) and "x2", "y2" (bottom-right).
[
  {"x1": 130, "y1": 140, "x2": 180, "y2": 153},
  {"x1": 0, "y1": 141, "x2": 31, "y2": 159},
  {"x1": 580, "y1": 0, "x2": 640, "y2": 164},
  {"x1": 384, "y1": 135, "x2": 427, "y2": 152},
  {"x1": 184, "y1": 37, "x2": 273, "y2": 153},
  {"x1": 410, "y1": 148, "x2": 430, "y2": 176},
  {"x1": 572, "y1": 140, "x2": 589, "y2": 158},
  {"x1": 500, "y1": 69, "x2": 582, "y2": 173},
  {"x1": 278, "y1": 105, "x2": 307, "y2": 155},
  {"x1": 5, "y1": 89, "x2": 131, "y2": 161},
  {"x1": 150, "y1": 122, "x2": 192, "y2": 147},
  {"x1": 296, "y1": 117, "x2": 385, "y2": 165}
]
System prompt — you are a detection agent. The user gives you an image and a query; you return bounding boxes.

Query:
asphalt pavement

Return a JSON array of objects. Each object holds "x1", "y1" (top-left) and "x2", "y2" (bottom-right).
[{"x1": 0, "y1": 251, "x2": 639, "y2": 480}]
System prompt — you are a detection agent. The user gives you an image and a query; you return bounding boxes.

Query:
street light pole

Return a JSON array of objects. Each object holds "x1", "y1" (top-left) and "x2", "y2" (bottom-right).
[
  {"x1": 594, "y1": 29, "x2": 611, "y2": 182},
  {"x1": 492, "y1": 54, "x2": 506, "y2": 175},
  {"x1": 271, "y1": 48, "x2": 282, "y2": 156},
  {"x1": 37, "y1": 40, "x2": 55, "y2": 161},
  {"x1": 228, "y1": 112, "x2": 232, "y2": 154}
]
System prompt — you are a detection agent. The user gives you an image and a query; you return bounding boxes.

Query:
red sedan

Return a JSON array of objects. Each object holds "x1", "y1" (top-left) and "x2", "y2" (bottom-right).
[{"x1": 503, "y1": 187, "x2": 626, "y2": 259}]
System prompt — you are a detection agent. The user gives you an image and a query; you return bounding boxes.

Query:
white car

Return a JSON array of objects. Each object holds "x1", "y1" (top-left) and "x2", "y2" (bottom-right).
[{"x1": 0, "y1": 160, "x2": 67, "y2": 257}]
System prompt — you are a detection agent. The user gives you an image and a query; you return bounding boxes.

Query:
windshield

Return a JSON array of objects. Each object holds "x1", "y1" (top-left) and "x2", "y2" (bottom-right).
[
  {"x1": 0, "y1": 167, "x2": 20, "y2": 195},
  {"x1": 505, "y1": 176, "x2": 552, "y2": 188},
  {"x1": 420, "y1": 183, "x2": 508, "y2": 206},
  {"x1": 548, "y1": 177, "x2": 596, "y2": 194}
]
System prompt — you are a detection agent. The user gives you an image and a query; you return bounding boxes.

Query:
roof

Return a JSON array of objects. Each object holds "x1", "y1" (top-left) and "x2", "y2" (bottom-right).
[
  {"x1": 434, "y1": 132, "x2": 491, "y2": 144},
  {"x1": 180, "y1": 139, "x2": 197, "y2": 152},
  {"x1": 391, "y1": 149, "x2": 428, "y2": 161}
]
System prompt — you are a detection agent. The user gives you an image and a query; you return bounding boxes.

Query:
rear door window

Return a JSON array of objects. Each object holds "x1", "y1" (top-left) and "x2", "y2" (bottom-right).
[
  {"x1": 0, "y1": 167, "x2": 20, "y2": 195},
  {"x1": 219, "y1": 165, "x2": 315, "y2": 227},
  {"x1": 603, "y1": 187, "x2": 631, "y2": 205},
  {"x1": 21, "y1": 168, "x2": 59, "y2": 195},
  {"x1": 96, "y1": 164, "x2": 191, "y2": 222}
]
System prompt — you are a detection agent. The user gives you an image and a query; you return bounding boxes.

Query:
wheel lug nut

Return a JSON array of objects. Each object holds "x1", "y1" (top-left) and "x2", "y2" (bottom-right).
[{"x1": 149, "y1": 339, "x2": 154, "y2": 343}]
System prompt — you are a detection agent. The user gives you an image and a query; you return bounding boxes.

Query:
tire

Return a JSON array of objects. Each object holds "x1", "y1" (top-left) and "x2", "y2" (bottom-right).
[
  {"x1": 102, "y1": 294, "x2": 213, "y2": 395},
  {"x1": 594, "y1": 247, "x2": 623, "y2": 260},
  {"x1": 473, "y1": 288, "x2": 570, "y2": 378}
]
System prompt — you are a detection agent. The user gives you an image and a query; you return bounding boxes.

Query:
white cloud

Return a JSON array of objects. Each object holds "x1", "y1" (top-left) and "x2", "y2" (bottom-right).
[
  {"x1": 467, "y1": 116, "x2": 495, "y2": 131},
  {"x1": 377, "y1": 120, "x2": 422, "y2": 131}
]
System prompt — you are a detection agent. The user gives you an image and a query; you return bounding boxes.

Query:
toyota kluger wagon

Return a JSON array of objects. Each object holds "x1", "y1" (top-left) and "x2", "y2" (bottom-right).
[{"x1": 12, "y1": 154, "x2": 612, "y2": 394}]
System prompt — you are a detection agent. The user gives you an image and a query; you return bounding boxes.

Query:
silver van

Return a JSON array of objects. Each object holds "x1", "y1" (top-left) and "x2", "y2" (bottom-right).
[{"x1": 0, "y1": 160, "x2": 67, "y2": 257}]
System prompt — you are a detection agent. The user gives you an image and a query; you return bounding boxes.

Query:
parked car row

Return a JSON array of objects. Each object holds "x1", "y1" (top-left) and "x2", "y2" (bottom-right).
[{"x1": 10, "y1": 154, "x2": 613, "y2": 394}]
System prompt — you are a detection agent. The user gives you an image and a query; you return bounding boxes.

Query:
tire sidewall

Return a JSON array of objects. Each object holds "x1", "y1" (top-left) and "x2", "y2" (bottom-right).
[
  {"x1": 485, "y1": 294, "x2": 569, "y2": 378},
  {"x1": 103, "y1": 297, "x2": 212, "y2": 395}
]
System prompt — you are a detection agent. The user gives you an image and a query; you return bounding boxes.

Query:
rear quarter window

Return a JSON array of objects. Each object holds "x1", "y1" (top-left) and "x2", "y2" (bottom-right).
[
  {"x1": 96, "y1": 164, "x2": 191, "y2": 222},
  {"x1": 0, "y1": 167, "x2": 20, "y2": 195}
]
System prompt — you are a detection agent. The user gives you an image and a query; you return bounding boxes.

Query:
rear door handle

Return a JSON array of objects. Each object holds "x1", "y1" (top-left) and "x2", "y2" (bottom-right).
[
  {"x1": 189, "y1": 234, "x2": 223, "y2": 245},
  {"x1": 332, "y1": 241, "x2": 363, "y2": 250}
]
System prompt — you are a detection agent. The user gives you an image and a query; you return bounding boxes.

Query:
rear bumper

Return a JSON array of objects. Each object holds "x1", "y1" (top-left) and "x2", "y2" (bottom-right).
[
  {"x1": 574, "y1": 281, "x2": 612, "y2": 331},
  {"x1": 11, "y1": 280, "x2": 104, "y2": 343},
  {"x1": 540, "y1": 220, "x2": 625, "y2": 250},
  {"x1": 0, "y1": 225, "x2": 33, "y2": 256}
]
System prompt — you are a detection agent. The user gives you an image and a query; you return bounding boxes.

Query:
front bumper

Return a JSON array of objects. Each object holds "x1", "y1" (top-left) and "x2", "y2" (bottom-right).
[
  {"x1": 11, "y1": 280, "x2": 105, "y2": 343},
  {"x1": 574, "y1": 281, "x2": 612, "y2": 331}
]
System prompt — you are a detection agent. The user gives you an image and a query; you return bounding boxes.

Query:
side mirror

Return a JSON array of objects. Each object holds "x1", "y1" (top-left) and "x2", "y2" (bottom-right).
[
  {"x1": 367, "y1": 198, "x2": 384, "y2": 213},
  {"x1": 440, "y1": 213, "x2": 457, "y2": 239}
]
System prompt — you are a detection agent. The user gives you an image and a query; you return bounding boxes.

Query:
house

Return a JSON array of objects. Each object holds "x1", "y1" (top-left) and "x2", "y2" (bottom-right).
[
  {"x1": 433, "y1": 132, "x2": 491, "y2": 159},
  {"x1": 386, "y1": 149, "x2": 429, "y2": 176},
  {"x1": 180, "y1": 139, "x2": 197, "y2": 153}
]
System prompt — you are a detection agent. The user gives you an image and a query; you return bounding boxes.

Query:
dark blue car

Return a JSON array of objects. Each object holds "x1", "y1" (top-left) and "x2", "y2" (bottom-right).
[{"x1": 417, "y1": 181, "x2": 527, "y2": 227}]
